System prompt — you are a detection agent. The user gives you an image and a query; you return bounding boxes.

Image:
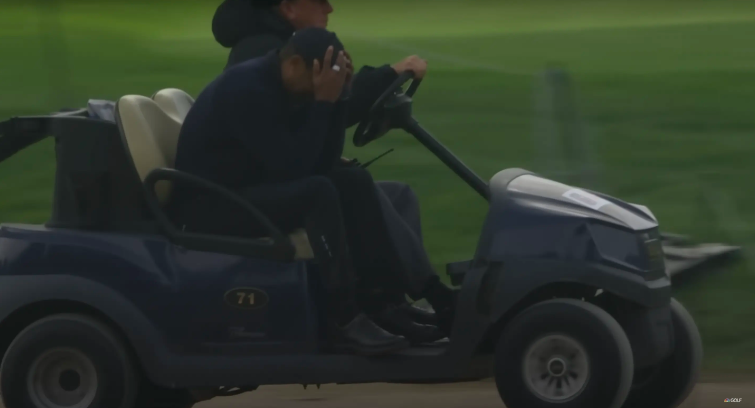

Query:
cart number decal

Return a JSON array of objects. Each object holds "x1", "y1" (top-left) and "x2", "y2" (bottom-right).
[
  {"x1": 237, "y1": 292, "x2": 254, "y2": 305},
  {"x1": 562, "y1": 189, "x2": 611, "y2": 210},
  {"x1": 224, "y1": 288, "x2": 269, "y2": 310}
]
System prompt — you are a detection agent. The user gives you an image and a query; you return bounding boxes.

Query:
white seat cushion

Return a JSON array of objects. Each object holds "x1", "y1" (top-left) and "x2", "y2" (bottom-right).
[
  {"x1": 152, "y1": 89, "x2": 194, "y2": 124},
  {"x1": 114, "y1": 91, "x2": 315, "y2": 260},
  {"x1": 116, "y1": 95, "x2": 179, "y2": 204}
]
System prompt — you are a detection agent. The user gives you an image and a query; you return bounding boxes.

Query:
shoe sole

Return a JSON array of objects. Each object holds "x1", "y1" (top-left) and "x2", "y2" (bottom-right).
[
  {"x1": 409, "y1": 336, "x2": 449, "y2": 346},
  {"x1": 371, "y1": 320, "x2": 445, "y2": 346},
  {"x1": 401, "y1": 305, "x2": 439, "y2": 326}
]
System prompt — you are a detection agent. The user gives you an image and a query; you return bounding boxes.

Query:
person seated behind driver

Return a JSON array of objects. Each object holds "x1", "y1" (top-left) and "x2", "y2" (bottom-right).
[
  {"x1": 212, "y1": 0, "x2": 459, "y2": 337},
  {"x1": 169, "y1": 28, "x2": 438, "y2": 354}
]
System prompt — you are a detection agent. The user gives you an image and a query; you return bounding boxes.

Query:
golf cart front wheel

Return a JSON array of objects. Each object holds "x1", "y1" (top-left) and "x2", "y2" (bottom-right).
[
  {"x1": 0, "y1": 313, "x2": 138, "y2": 408},
  {"x1": 495, "y1": 299, "x2": 634, "y2": 408},
  {"x1": 621, "y1": 298, "x2": 703, "y2": 408}
]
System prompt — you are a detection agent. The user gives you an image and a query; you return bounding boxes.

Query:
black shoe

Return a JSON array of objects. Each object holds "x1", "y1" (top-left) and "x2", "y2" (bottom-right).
[
  {"x1": 398, "y1": 302, "x2": 439, "y2": 326},
  {"x1": 372, "y1": 305, "x2": 447, "y2": 345},
  {"x1": 332, "y1": 314, "x2": 410, "y2": 356}
]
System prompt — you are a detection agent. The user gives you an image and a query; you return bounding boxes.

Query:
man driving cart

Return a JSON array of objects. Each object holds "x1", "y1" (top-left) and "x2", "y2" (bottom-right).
[{"x1": 211, "y1": 0, "x2": 459, "y2": 336}]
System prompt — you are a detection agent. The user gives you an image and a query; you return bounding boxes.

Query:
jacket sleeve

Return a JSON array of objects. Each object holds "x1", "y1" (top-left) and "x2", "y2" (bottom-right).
[
  {"x1": 223, "y1": 89, "x2": 335, "y2": 182},
  {"x1": 345, "y1": 64, "x2": 399, "y2": 127}
]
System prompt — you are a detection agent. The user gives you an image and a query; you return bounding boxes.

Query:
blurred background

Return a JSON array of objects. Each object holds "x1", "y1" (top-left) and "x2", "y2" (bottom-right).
[{"x1": 1, "y1": 0, "x2": 754, "y2": 378}]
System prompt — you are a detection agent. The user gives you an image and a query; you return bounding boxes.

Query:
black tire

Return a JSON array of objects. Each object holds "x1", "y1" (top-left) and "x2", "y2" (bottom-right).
[
  {"x1": 621, "y1": 298, "x2": 703, "y2": 408},
  {"x1": 0, "y1": 313, "x2": 138, "y2": 408},
  {"x1": 495, "y1": 299, "x2": 634, "y2": 408}
]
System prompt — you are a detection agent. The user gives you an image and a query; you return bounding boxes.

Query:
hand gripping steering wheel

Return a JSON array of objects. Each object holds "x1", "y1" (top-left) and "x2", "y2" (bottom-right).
[{"x1": 353, "y1": 70, "x2": 422, "y2": 147}]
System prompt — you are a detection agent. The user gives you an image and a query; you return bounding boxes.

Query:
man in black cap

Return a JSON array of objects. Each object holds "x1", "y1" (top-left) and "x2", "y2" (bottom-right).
[
  {"x1": 170, "y1": 28, "x2": 448, "y2": 353},
  {"x1": 211, "y1": 0, "x2": 458, "y2": 336}
]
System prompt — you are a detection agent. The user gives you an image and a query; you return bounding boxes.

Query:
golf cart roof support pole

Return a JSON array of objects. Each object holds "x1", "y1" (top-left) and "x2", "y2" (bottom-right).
[{"x1": 404, "y1": 119, "x2": 490, "y2": 201}]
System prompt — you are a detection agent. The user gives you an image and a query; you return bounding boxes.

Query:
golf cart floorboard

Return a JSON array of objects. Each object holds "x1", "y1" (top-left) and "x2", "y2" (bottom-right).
[{"x1": 147, "y1": 346, "x2": 493, "y2": 388}]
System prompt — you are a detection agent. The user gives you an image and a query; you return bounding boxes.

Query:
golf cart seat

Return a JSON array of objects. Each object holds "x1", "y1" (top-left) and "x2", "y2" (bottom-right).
[
  {"x1": 152, "y1": 88, "x2": 194, "y2": 121},
  {"x1": 115, "y1": 94, "x2": 314, "y2": 260},
  {"x1": 152, "y1": 89, "x2": 314, "y2": 260}
]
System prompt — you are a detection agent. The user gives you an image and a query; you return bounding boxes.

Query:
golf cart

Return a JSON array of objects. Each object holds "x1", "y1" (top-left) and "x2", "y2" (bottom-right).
[{"x1": 0, "y1": 72, "x2": 701, "y2": 408}]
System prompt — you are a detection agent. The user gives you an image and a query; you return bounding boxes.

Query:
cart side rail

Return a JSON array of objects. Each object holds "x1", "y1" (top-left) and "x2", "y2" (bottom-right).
[
  {"x1": 0, "y1": 111, "x2": 102, "y2": 164},
  {"x1": 0, "y1": 116, "x2": 53, "y2": 164}
]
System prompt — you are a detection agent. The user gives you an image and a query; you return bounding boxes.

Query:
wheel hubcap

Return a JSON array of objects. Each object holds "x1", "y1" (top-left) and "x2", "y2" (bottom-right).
[
  {"x1": 523, "y1": 334, "x2": 590, "y2": 402},
  {"x1": 547, "y1": 358, "x2": 567, "y2": 376},
  {"x1": 27, "y1": 348, "x2": 98, "y2": 408}
]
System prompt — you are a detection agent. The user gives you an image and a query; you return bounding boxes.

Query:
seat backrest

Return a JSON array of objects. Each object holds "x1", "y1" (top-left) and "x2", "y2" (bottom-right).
[
  {"x1": 115, "y1": 95, "x2": 182, "y2": 204},
  {"x1": 152, "y1": 88, "x2": 195, "y2": 121},
  {"x1": 151, "y1": 88, "x2": 195, "y2": 166}
]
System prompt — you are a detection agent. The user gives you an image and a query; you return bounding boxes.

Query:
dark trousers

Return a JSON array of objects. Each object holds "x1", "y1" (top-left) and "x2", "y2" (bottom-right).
[
  {"x1": 374, "y1": 181, "x2": 438, "y2": 299},
  {"x1": 175, "y1": 167, "x2": 409, "y2": 321}
]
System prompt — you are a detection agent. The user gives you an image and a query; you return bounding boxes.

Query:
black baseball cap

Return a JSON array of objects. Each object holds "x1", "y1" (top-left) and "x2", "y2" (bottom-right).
[{"x1": 285, "y1": 27, "x2": 345, "y2": 69}]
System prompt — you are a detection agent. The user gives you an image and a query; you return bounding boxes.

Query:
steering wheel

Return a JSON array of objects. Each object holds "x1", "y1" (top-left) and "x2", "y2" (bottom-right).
[{"x1": 353, "y1": 70, "x2": 422, "y2": 147}]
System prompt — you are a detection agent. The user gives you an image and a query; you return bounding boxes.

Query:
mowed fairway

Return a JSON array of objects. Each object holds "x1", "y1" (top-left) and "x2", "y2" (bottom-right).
[{"x1": 1, "y1": 0, "x2": 755, "y2": 372}]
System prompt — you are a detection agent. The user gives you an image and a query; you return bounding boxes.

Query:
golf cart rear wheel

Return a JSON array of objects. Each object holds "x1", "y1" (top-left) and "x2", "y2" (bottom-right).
[
  {"x1": 0, "y1": 313, "x2": 138, "y2": 408},
  {"x1": 495, "y1": 299, "x2": 634, "y2": 408},
  {"x1": 621, "y1": 298, "x2": 702, "y2": 408}
]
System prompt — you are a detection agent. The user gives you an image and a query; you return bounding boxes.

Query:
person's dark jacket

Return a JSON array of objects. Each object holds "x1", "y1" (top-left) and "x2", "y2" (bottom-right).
[
  {"x1": 172, "y1": 51, "x2": 348, "y2": 207},
  {"x1": 212, "y1": 0, "x2": 398, "y2": 127}
]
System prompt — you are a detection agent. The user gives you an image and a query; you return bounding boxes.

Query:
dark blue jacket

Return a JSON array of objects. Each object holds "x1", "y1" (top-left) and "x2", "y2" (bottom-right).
[
  {"x1": 172, "y1": 51, "x2": 347, "y2": 204},
  {"x1": 212, "y1": 0, "x2": 398, "y2": 127}
]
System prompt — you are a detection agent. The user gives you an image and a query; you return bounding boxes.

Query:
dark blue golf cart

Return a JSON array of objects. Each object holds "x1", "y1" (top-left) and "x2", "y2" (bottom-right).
[{"x1": 0, "y1": 74, "x2": 702, "y2": 408}]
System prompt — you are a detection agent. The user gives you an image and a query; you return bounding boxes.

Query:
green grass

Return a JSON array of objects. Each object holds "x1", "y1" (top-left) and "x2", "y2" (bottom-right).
[{"x1": 2, "y1": 0, "x2": 755, "y2": 371}]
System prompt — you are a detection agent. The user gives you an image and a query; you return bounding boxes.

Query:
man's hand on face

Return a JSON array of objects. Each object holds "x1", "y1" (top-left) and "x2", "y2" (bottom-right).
[
  {"x1": 391, "y1": 55, "x2": 428, "y2": 79},
  {"x1": 343, "y1": 50, "x2": 354, "y2": 84},
  {"x1": 313, "y1": 46, "x2": 349, "y2": 103},
  {"x1": 340, "y1": 50, "x2": 354, "y2": 98}
]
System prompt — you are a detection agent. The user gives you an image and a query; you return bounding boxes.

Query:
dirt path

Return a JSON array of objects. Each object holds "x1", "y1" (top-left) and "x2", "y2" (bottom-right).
[
  {"x1": 195, "y1": 380, "x2": 754, "y2": 408},
  {"x1": 1, "y1": 378, "x2": 747, "y2": 407}
]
